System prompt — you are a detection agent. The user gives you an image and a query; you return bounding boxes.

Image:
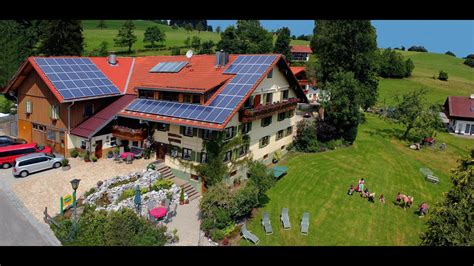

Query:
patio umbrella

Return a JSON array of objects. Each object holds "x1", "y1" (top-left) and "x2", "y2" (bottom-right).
[
  {"x1": 150, "y1": 207, "x2": 167, "y2": 219},
  {"x1": 134, "y1": 185, "x2": 141, "y2": 214}
]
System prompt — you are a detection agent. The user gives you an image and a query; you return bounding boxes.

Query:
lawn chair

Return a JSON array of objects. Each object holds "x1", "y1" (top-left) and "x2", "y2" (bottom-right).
[
  {"x1": 114, "y1": 152, "x2": 122, "y2": 163},
  {"x1": 170, "y1": 202, "x2": 178, "y2": 217},
  {"x1": 280, "y1": 208, "x2": 291, "y2": 230},
  {"x1": 241, "y1": 224, "x2": 260, "y2": 245},
  {"x1": 261, "y1": 212, "x2": 273, "y2": 235},
  {"x1": 300, "y1": 212, "x2": 310, "y2": 235},
  {"x1": 125, "y1": 154, "x2": 133, "y2": 164},
  {"x1": 163, "y1": 198, "x2": 171, "y2": 211},
  {"x1": 164, "y1": 210, "x2": 173, "y2": 224}
]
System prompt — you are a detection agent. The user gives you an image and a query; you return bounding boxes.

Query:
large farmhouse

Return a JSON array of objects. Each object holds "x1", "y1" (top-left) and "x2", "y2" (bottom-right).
[{"x1": 3, "y1": 52, "x2": 307, "y2": 178}]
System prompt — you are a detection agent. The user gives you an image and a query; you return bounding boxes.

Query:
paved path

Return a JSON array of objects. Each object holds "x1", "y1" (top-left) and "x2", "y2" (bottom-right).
[{"x1": 0, "y1": 176, "x2": 60, "y2": 246}]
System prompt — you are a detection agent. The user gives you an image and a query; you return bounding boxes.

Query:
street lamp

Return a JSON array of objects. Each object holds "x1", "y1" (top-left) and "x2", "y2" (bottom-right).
[{"x1": 70, "y1": 178, "x2": 81, "y2": 232}]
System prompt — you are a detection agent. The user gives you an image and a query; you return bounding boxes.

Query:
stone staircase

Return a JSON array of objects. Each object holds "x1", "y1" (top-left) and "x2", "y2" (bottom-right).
[{"x1": 153, "y1": 161, "x2": 201, "y2": 202}]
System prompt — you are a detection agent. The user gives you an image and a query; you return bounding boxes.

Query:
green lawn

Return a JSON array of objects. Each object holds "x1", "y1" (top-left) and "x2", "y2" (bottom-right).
[
  {"x1": 83, "y1": 20, "x2": 310, "y2": 56},
  {"x1": 241, "y1": 114, "x2": 472, "y2": 246},
  {"x1": 378, "y1": 51, "x2": 474, "y2": 106}
]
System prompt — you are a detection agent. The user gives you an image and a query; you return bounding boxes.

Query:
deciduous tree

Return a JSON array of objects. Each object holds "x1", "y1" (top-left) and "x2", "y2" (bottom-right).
[
  {"x1": 143, "y1": 26, "x2": 166, "y2": 47},
  {"x1": 273, "y1": 27, "x2": 292, "y2": 61},
  {"x1": 114, "y1": 20, "x2": 137, "y2": 53}
]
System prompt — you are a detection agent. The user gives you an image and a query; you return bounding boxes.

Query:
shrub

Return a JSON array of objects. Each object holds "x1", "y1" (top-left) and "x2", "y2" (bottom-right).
[
  {"x1": 116, "y1": 188, "x2": 135, "y2": 203},
  {"x1": 70, "y1": 149, "x2": 79, "y2": 158},
  {"x1": 84, "y1": 187, "x2": 96, "y2": 198},
  {"x1": 210, "y1": 229, "x2": 225, "y2": 241},
  {"x1": 91, "y1": 155, "x2": 97, "y2": 162},
  {"x1": 61, "y1": 158, "x2": 69, "y2": 167},
  {"x1": 463, "y1": 58, "x2": 474, "y2": 68},
  {"x1": 438, "y1": 70, "x2": 448, "y2": 81},
  {"x1": 465, "y1": 54, "x2": 474, "y2": 59},
  {"x1": 408, "y1": 46, "x2": 428, "y2": 52},
  {"x1": 108, "y1": 176, "x2": 137, "y2": 189},
  {"x1": 151, "y1": 179, "x2": 174, "y2": 191},
  {"x1": 445, "y1": 51, "x2": 456, "y2": 57},
  {"x1": 171, "y1": 47, "x2": 180, "y2": 55},
  {"x1": 147, "y1": 163, "x2": 156, "y2": 171},
  {"x1": 114, "y1": 146, "x2": 120, "y2": 154}
]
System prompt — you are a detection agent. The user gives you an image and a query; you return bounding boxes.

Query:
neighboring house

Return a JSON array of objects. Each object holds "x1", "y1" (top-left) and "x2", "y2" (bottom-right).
[
  {"x1": 290, "y1": 66, "x2": 321, "y2": 104},
  {"x1": 3, "y1": 52, "x2": 308, "y2": 180},
  {"x1": 444, "y1": 95, "x2": 474, "y2": 135},
  {"x1": 290, "y1": 45, "x2": 312, "y2": 62}
]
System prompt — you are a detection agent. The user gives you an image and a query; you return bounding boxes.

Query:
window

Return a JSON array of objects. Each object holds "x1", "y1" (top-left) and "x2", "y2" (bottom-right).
[
  {"x1": 183, "y1": 126, "x2": 193, "y2": 137},
  {"x1": 238, "y1": 145, "x2": 248, "y2": 157},
  {"x1": 259, "y1": 136, "x2": 270, "y2": 148},
  {"x1": 282, "y1": 90, "x2": 289, "y2": 100},
  {"x1": 157, "y1": 123, "x2": 169, "y2": 131},
  {"x1": 244, "y1": 96, "x2": 254, "y2": 108},
  {"x1": 171, "y1": 146, "x2": 179, "y2": 158},
  {"x1": 192, "y1": 95, "x2": 201, "y2": 104},
  {"x1": 32, "y1": 123, "x2": 46, "y2": 132},
  {"x1": 47, "y1": 129, "x2": 56, "y2": 141},
  {"x1": 139, "y1": 90, "x2": 155, "y2": 99},
  {"x1": 81, "y1": 140, "x2": 87, "y2": 149},
  {"x1": 261, "y1": 116, "x2": 272, "y2": 127},
  {"x1": 183, "y1": 94, "x2": 192, "y2": 103},
  {"x1": 224, "y1": 126, "x2": 236, "y2": 140},
  {"x1": 51, "y1": 105, "x2": 60, "y2": 120},
  {"x1": 223, "y1": 150, "x2": 232, "y2": 162},
  {"x1": 264, "y1": 93, "x2": 273, "y2": 104},
  {"x1": 465, "y1": 124, "x2": 471, "y2": 134},
  {"x1": 26, "y1": 101, "x2": 32, "y2": 114},
  {"x1": 84, "y1": 103, "x2": 94, "y2": 117},
  {"x1": 182, "y1": 148, "x2": 192, "y2": 160},
  {"x1": 160, "y1": 91, "x2": 179, "y2": 102},
  {"x1": 277, "y1": 112, "x2": 286, "y2": 121},
  {"x1": 110, "y1": 137, "x2": 117, "y2": 146},
  {"x1": 287, "y1": 110, "x2": 295, "y2": 118},
  {"x1": 276, "y1": 130, "x2": 284, "y2": 140},
  {"x1": 200, "y1": 152, "x2": 208, "y2": 163},
  {"x1": 267, "y1": 69, "x2": 273, "y2": 78},
  {"x1": 203, "y1": 129, "x2": 212, "y2": 140},
  {"x1": 286, "y1": 126, "x2": 293, "y2": 136},
  {"x1": 241, "y1": 122, "x2": 252, "y2": 134}
]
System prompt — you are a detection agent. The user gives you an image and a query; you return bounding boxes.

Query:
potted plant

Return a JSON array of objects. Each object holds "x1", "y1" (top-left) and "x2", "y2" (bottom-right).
[
  {"x1": 61, "y1": 158, "x2": 71, "y2": 171},
  {"x1": 114, "y1": 146, "x2": 120, "y2": 156},
  {"x1": 91, "y1": 155, "x2": 98, "y2": 162},
  {"x1": 70, "y1": 149, "x2": 79, "y2": 158},
  {"x1": 106, "y1": 150, "x2": 114, "y2": 159},
  {"x1": 84, "y1": 151, "x2": 91, "y2": 162},
  {"x1": 179, "y1": 188, "x2": 185, "y2": 205},
  {"x1": 272, "y1": 150, "x2": 282, "y2": 164}
]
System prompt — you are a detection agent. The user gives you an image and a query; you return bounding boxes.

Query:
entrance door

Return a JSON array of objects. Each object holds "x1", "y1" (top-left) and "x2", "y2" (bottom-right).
[
  {"x1": 156, "y1": 143, "x2": 167, "y2": 160},
  {"x1": 95, "y1": 140, "x2": 103, "y2": 158}
]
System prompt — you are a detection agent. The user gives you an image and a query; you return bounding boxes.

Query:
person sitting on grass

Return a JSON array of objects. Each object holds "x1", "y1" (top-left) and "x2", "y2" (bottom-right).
[
  {"x1": 347, "y1": 185, "x2": 355, "y2": 196},
  {"x1": 379, "y1": 194, "x2": 385, "y2": 204},
  {"x1": 361, "y1": 188, "x2": 369, "y2": 198},
  {"x1": 396, "y1": 192, "x2": 402, "y2": 204},
  {"x1": 368, "y1": 192, "x2": 376, "y2": 203},
  {"x1": 418, "y1": 202, "x2": 429, "y2": 217}
]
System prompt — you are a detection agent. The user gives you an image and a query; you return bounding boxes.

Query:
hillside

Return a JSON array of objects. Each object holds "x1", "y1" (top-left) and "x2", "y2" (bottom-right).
[
  {"x1": 378, "y1": 51, "x2": 474, "y2": 106},
  {"x1": 82, "y1": 20, "x2": 310, "y2": 56}
]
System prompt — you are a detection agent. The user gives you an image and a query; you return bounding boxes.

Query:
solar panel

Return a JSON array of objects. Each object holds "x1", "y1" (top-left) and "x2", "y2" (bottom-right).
[
  {"x1": 34, "y1": 58, "x2": 121, "y2": 101},
  {"x1": 125, "y1": 55, "x2": 277, "y2": 124},
  {"x1": 150, "y1": 61, "x2": 188, "y2": 73}
]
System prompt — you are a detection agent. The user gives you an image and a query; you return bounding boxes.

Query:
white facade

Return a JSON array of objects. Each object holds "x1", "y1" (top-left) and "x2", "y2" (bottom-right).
[{"x1": 450, "y1": 119, "x2": 474, "y2": 135}]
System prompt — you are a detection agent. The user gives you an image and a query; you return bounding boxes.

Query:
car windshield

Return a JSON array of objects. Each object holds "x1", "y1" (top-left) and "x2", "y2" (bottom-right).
[{"x1": 45, "y1": 153, "x2": 55, "y2": 158}]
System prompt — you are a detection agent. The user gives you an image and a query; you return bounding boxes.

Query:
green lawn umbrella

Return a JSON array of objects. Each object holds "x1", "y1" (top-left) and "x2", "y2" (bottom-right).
[{"x1": 134, "y1": 185, "x2": 141, "y2": 214}]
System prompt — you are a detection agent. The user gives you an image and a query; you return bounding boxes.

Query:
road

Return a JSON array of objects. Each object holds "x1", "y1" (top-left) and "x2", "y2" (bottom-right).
[{"x1": 0, "y1": 171, "x2": 60, "y2": 246}]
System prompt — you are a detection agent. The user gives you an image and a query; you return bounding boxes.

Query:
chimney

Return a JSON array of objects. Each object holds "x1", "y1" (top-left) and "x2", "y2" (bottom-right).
[
  {"x1": 215, "y1": 51, "x2": 222, "y2": 67},
  {"x1": 108, "y1": 51, "x2": 117, "y2": 65},
  {"x1": 220, "y1": 50, "x2": 229, "y2": 66}
]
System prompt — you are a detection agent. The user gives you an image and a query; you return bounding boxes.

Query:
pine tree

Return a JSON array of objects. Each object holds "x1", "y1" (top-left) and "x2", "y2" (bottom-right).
[
  {"x1": 97, "y1": 20, "x2": 107, "y2": 29},
  {"x1": 37, "y1": 20, "x2": 84, "y2": 56},
  {"x1": 215, "y1": 26, "x2": 221, "y2": 34},
  {"x1": 196, "y1": 21, "x2": 205, "y2": 34},
  {"x1": 420, "y1": 149, "x2": 474, "y2": 246},
  {"x1": 273, "y1": 27, "x2": 292, "y2": 61},
  {"x1": 114, "y1": 20, "x2": 137, "y2": 53},
  {"x1": 143, "y1": 26, "x2": 166, "y2": 48}
]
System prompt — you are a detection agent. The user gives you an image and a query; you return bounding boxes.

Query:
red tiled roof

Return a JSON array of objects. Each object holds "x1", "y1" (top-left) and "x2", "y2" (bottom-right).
[
  {"x1": 446, "y1": 96, "x2": 474, "y2": 119},
  {"x1": 89, "y1": 57, "x2": 134, "y2": 94},
  {"x1": 126, "y1": 55, "x2": 238, "y2": 94},
  {"x1": 70, "y1": 95, "x2": 136, "y2": 138},
  {"x1": 291, "y1": 45, "x2": 312, "y2": 54},
  {"x1": 290, "y1": 66, "x2": 306, "y2": 76}
]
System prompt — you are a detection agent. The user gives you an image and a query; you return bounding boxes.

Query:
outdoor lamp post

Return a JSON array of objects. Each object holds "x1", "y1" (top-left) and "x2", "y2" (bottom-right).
[{"x1": 70, "y1": 178, "x2": 81, "y2": 228}]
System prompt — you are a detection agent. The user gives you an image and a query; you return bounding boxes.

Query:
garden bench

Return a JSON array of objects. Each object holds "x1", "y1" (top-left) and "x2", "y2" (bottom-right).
[
  {"x1": 300, "y1": 212, "x2": 310, "y2": 235},
  {"x1": 426, "y1": 174, "x2": 439, "y2": 184}
]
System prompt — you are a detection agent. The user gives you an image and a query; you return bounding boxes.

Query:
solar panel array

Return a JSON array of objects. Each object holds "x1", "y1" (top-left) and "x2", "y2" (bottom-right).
[
  {"x1": 149, "y1": 61, "x2": 188, "y2": 73},
  {"x1": 34, "y1": 58, "x2": 121, "y2": 100},
  {"x1": 125, "y1": 55, "x2": 278, "y2": 124}
]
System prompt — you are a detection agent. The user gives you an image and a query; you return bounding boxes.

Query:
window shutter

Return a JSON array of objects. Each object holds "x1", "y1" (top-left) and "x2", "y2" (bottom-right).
[
  {"x1": 193, "y1": 128, "x2": 198, "y2": 137},
  {"x1": 180, "y1": 126, "x2": 184, "y2": 135}
]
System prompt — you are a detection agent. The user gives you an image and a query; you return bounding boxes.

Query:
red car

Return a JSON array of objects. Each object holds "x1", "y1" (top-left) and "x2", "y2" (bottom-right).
[{"x1": 0, "y1": 143, "x2": 52, "y2": 169}]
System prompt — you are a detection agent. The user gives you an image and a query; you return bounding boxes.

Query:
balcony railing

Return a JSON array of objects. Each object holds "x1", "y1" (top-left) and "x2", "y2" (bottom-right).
[
  {"x1": 112, "y1": 125, "x2": 146, "y2": 141},
  {"x1": 239, "y1": 97, "x2": 299, "y2": 122}
]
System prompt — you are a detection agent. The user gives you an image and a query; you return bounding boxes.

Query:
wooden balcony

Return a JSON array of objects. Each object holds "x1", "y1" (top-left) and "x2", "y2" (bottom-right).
[
  {"x1": 239, "y1": 98, "x2": 299, "y2": 122},
  {"x1": 112, "y1": 125, "x2": 146, "y2": 141}
]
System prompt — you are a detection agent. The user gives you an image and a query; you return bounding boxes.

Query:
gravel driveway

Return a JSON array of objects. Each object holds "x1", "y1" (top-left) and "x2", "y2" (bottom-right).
[{"x1": 3, "y1": 157, "x2": 156, "y2": 223}]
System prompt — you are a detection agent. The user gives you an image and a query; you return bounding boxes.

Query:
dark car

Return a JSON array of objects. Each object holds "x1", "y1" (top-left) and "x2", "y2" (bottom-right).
[{"x1": 0, "y1": 136, "x2": 27, "y2": 147}]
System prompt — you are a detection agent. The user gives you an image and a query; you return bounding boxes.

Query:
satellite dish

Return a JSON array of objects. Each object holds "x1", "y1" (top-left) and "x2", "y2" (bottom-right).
[{"x1": 186, "y1": 50, "x2": 193, "y2": 58}]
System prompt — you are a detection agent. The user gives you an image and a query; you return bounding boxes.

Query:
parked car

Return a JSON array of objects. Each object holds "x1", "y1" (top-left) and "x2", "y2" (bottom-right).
[
  {"x1": 0, "y1": 135, "x2": 27, "y2": 147},
  {"x1": 12, "y1": 153, "x2": 63, "y2": 177},
  {"x1": 0, "y1": 143, "x2": 52, "y2": 169}
]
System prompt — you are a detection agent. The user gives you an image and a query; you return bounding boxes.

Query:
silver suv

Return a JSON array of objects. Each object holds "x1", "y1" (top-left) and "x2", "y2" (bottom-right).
[{"x1": 13, "y1": 153, "x2": 63, "y2": 177}]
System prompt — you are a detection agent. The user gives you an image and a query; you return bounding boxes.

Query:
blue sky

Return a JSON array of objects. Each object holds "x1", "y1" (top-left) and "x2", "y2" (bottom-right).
[{"x1": 208, "y1": 20, "x2": 474, "y2": 58}]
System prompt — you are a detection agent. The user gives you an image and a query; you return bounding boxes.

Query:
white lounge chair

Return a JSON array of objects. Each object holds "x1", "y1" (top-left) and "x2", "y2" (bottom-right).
[
  {"x1": 261, "y1": 212, "x2": 273, "y2": 235},
  {"x1": 280, "y1": 208, "x2": 291, "y2": 230},
  {"x1": 300, "y1": 212, "x2": 310, "y2": 235},
  {"x1": 241, "y1": 224, "x2": 260, "y2": 244}
]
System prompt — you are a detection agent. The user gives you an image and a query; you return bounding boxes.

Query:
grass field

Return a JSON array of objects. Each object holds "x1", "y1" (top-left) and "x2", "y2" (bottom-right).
[
  {"x1": 378, "y1": 51, "x2": 474, "y2": 106},
  {"x1": 82, "y1": 20, "x2": 310, "y2": 56},
  {"x1": 241, "y1": 114, "x2": 472, "y2": 246},
  {"x1": 241, "y1": 50, "x2": 473, "y2": 246}
]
